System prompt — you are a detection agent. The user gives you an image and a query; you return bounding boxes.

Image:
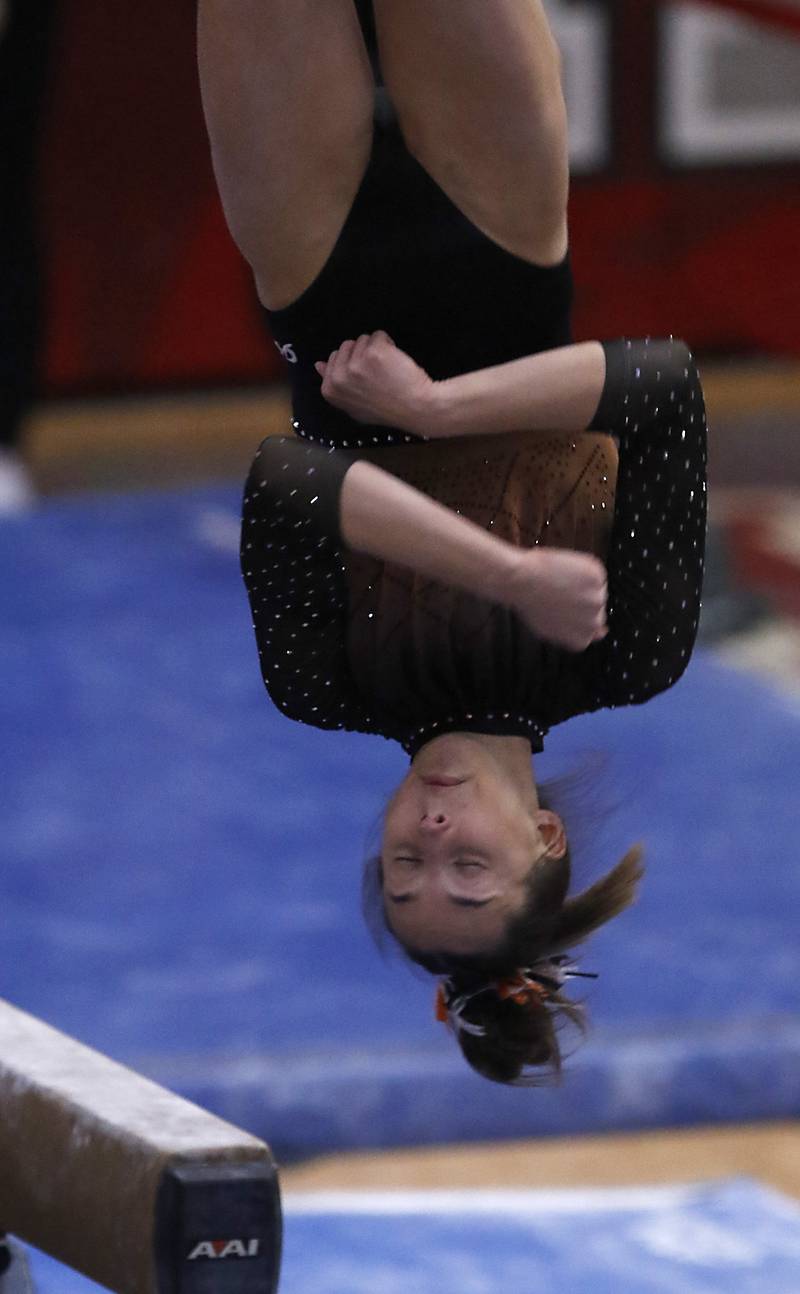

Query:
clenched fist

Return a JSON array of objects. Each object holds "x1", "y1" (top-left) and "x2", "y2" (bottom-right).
[
  {"x1": 507, "y1": 548, "x2": 609, "y2": 652},
  {"x1": 315, "y1": 332, "x2": 436, "y2": 433}
]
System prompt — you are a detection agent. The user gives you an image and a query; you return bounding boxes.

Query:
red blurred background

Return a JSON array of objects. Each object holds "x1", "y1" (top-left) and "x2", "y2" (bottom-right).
[{"x1": 39, "y1": 0, "x2": 800, "y2": 398}]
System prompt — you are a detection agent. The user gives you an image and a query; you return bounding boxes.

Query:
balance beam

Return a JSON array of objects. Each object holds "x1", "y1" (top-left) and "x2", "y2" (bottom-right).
[{"x1": 0, "y1": 998, "x2": 281, "y2": 1294}]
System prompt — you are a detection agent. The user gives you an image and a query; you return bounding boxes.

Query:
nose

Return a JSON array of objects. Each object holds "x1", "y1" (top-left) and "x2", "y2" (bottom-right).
[{"x1": 419, "y1": 811, "x2": 449, "y2": 832}]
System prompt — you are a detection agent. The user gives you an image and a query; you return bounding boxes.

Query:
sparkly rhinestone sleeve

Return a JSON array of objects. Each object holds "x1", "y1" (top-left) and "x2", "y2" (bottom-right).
[
  {"x1": 240, "y1": 435, "x2": 380, "y2": 734},
  {"x1": 589, "y1": 338, "x2": 707, "y2": 708}
]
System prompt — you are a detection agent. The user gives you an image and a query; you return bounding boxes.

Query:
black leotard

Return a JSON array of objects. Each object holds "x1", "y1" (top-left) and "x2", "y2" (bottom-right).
[
  {"x1": 241, "y1": 339, "x2": 708, "y2": 755},
  {"x1": 262, "y1": 93, "x2": 573, "y2": 450}
]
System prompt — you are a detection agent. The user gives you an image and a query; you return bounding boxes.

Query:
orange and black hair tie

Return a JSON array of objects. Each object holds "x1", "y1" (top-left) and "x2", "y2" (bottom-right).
[{"x1": 435, "y1": 957, "x2": 597, "y2": 1032}]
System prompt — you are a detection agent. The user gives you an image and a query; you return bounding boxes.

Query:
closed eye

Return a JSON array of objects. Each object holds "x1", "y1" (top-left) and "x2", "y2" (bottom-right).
[{"x1": 393, "y1": 857, "x2": 487, "y2": 871}]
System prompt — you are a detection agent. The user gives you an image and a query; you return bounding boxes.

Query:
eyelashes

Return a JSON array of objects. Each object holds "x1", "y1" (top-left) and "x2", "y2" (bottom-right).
[{"x1": 394, "y1": 857, "x2": 487, "y2": 872}]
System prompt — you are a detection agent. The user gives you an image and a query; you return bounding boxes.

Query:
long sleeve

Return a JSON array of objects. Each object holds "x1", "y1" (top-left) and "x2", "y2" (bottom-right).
[
  {"x1": 583, "y1": 337, "x2": 708, "y2": 711},
  {"x1": 241, "y1": 435, "x2": 386, "y2": 737}
]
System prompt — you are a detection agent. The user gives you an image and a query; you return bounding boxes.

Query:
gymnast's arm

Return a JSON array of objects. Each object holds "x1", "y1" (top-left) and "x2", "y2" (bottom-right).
[
  {"x1": 247, "y1": 436, "x2": 608, "y2": 654},
  {"x1": 316, "y1": 332, "x2": 606, "y2": 438}
]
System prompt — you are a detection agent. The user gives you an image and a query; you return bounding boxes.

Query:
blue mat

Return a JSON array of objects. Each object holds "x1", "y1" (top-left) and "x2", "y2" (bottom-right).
[
  {"x1": 20, "y1": 1180, "x2": 800, "y2": 1293},
  {"x1": 1, "y1": 487, "x2": 799, "y2": 1156}
]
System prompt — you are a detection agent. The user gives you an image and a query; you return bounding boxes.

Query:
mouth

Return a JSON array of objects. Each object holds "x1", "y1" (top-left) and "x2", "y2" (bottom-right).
[{"x1": 419, "y1": 776, "x2": 465, "y2": 787}]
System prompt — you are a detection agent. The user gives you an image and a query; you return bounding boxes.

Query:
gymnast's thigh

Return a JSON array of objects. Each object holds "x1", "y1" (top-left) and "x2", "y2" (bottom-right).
[
  {"x1": 374, "y1": 0, "x2": 569, "y2": 268},
  {"x1": 198, "y1": 0, "x2": 376, "y2": 310}
]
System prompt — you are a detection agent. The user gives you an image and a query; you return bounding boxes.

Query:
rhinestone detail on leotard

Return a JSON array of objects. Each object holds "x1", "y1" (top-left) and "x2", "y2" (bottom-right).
[
  {"x1": 241, "y1": 338, "x2": 707, "y2": 754},
  {"x1": 291, "y1": 417, "x2": 421, "y2": 451}
]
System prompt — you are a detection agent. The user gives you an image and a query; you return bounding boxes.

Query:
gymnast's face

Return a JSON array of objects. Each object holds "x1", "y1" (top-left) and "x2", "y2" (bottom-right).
[{"x1": 380, "y1": 735, "x2": 564, "y2": 954}]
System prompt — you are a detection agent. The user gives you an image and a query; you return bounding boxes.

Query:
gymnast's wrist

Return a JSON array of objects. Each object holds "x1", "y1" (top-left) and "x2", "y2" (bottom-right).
[
  {"x1": 413, "y1": 379, "x2": 458, "y2": 439},
  {"x1": 483, "y1": 540, "x2": 527, "y2": 607}
]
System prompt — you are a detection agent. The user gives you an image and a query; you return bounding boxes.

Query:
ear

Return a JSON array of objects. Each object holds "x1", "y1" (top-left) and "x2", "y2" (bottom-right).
[{"x1": 534, "y1": 809, "x2": 567, "y2": 860}]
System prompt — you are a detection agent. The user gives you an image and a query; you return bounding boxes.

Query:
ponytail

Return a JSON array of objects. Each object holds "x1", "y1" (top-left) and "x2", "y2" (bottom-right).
[
  {"x1": 553, "y1": 846, "x2": 645, "y2": 951},
  {"x1": 411, "y1": 845, "x2": 644, "y2": 1085}
]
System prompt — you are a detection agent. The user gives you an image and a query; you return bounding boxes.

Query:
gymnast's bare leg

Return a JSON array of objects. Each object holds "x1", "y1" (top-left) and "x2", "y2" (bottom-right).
[
  {"x1": 197, "y1": 0, "x2": 374, "y2": 311},
  {"x1": 373, "y1": 0, "x2": 569, "y2": 266}
]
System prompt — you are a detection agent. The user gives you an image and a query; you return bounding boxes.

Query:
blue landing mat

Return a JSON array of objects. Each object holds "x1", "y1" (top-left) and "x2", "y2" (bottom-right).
[
  {"x1": 1, "y1": 487, "x2": 800, "y2": 1156},
  {"x1": 20, "y1": 1180, "x2": 800, "y2": 1294}
]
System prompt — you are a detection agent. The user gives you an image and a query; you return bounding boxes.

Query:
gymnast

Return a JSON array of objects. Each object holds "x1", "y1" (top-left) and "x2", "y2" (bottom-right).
[{"x1": 198, "y1": 0, "x2": 707, "y2": 1084}]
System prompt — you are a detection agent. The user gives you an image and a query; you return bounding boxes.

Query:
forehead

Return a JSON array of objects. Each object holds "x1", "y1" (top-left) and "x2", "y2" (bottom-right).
[{"x1": 386, "y1": 895, "x2": 511, "y2": 953}]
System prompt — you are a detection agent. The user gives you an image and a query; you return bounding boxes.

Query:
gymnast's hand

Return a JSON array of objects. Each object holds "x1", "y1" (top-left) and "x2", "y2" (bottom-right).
[
  {"x1": 315, "y1": 333, "x2": 436, "y2": 433},
  {"x1": 508, "y1": 548, "x2": 609, "y2": 652}
]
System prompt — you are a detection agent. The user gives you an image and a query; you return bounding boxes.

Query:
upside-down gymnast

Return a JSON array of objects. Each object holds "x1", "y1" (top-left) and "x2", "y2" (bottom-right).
[{"x1": 198, "y1": 0, "x2": 707, "y2": 1084}]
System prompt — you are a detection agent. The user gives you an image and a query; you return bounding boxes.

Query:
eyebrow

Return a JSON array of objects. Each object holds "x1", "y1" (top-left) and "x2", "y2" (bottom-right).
[{"x1": 387, "y1": 894, "x2": 495, "y2": 909}]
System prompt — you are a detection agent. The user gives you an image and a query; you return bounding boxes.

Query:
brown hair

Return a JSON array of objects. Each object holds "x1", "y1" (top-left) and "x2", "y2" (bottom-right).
[{"x1": 363, "y1": 829, "x2": 644, "y2": 1086}]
